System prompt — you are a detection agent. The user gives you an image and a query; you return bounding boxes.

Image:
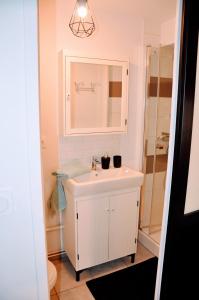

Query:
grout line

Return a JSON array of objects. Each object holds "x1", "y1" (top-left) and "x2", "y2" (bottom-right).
[
  {"x1": 54, "y1": 245, "x2": 154, "y2": 298},
  {"x1": 55, "y1": 288, "x2": 60, "y2": 300},
  {"x1": 57, "y1": 283, "x2": 87, "y2": 297}
]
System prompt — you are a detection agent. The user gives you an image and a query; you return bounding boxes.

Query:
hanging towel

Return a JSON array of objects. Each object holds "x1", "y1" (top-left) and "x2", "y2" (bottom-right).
[
  {"x1": 48, "y1": 159, "x2": 90, "y2": 214},
  {"x1": 48, "y1": 176, "x2": 66, "y2": 213}
]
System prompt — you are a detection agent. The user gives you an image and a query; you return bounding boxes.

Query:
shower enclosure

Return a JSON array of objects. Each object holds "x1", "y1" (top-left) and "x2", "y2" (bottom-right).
[{"x1": 140, "y1": 45, "x2": 174, "y2": 246}]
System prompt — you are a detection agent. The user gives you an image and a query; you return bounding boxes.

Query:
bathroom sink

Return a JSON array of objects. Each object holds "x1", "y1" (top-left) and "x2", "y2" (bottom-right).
[{"x1": 64, "y1": 166, "x2": 144, "y2": 197}]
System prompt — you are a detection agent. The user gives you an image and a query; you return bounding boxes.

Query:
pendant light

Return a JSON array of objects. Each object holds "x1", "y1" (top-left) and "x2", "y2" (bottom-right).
[{"x1": 69, "y1": 0, "x2": 95, "y2": 38}]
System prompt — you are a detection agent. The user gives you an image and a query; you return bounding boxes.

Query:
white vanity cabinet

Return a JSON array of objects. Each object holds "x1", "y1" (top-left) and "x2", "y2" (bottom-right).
[{"x1": 63, "y1": 188, "x2": 140, "y2": 280}]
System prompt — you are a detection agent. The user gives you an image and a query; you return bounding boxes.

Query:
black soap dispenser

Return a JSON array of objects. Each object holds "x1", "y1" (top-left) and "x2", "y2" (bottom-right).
[
  {"x1": 101, "y1": 153, "x2": 110, "y2": 169},
  {"x1": 113, "y1": 155, "x2": 122, "y2": 168}
]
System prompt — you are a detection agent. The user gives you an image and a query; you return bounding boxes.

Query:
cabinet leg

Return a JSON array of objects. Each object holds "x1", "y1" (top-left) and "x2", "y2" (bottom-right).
[
  {"x1": 76, "y1": 271, "x2": 81, "y2": 282},
  {"x1": 131, "y1": 253, "x2": 135, "y2": 263}
]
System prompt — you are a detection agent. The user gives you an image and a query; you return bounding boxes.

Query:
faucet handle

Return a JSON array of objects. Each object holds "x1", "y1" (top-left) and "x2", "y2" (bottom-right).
[
  {"x1": 92, "y1": 156, "x2": 100, "y2": 163},
  {"x1": 91, "y1": 156, "x2": 101, "y2": 170},
  {"x1": 91, "y1": 156, "x2": 96, "y2": 170}
]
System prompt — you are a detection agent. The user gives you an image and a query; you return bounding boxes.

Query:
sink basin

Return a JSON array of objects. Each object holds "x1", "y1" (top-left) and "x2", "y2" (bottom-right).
[{"x1": 64, "y1": 166, "x2": 144, "y2": 197}]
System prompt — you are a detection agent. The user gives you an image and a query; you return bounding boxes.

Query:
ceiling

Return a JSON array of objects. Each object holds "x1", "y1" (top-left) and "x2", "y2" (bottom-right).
[{"x1": 93, "y1": 0, "x2": 177, "y2": 23}]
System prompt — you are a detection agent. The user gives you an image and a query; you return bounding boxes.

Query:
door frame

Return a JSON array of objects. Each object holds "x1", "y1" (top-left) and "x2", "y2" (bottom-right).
[
  {"x1": 154, "y1": 0, "x2": 183, "y2": 298},
  {"x1": 156, "y1": 0, "x2": 199, "y2": 298}
]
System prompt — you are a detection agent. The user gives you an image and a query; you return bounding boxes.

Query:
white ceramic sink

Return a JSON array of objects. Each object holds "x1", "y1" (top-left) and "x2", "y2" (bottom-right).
[{"x1": 64, "y1": 166, "x2": 144, "y2": 197}]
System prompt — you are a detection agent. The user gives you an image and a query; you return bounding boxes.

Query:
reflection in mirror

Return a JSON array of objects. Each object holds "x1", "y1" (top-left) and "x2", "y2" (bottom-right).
[{"x1": 70, "y1": 62, "x2": 122, "y2": 129}]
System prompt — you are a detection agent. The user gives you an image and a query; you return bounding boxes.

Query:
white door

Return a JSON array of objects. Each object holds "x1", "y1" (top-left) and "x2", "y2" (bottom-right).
[
  {"x1": 0, "y1": 1, "x2": 49, "y2": 299},
  {"x1": 77, "y1": 196, "x2": 109, "y2": 270},
  {"x1": 109, "y1": 191, "x2": 139, "y2": 260}
]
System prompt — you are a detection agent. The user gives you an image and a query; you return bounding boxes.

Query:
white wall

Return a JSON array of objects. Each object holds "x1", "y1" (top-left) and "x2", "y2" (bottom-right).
[
  {"x1": 161, "y1": 18, "x2": 176, "y2": 46},
  {"x1": 56, "y1": 0, "x2": 145, "y2": 169},
  {"x1": 144, "y1": 19, "x2": 161, "y2": 47},
  {"x1": 0, "y1": 0, "x2": 48, "y2": 299},
  {"x1": 39, "y1": 0, "x2": 61, "y2": 252},
  {"x1": 39, "y1": 0, "x2": 145, "y2": 254}
]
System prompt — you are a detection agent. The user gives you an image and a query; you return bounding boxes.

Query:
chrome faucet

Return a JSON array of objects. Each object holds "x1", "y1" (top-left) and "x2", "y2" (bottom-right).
[{"x1": 91, "y1": 156, "x2": 100, "y2": 171}]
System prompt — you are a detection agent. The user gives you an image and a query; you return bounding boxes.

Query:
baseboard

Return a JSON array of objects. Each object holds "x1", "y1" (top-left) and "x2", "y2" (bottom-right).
[{"x1": 48, "y1": 250, "x2": 66, "y2": 261}]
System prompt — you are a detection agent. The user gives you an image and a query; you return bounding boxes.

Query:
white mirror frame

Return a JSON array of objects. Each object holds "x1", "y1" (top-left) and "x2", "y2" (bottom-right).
[{"x1": 62, "y1": 52, "x2": 129, "y2": 136}]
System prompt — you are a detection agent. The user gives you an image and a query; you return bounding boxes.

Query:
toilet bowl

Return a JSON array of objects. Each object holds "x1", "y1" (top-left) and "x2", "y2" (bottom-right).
[{"x1": 48, "y1": 260, "x2": 57, "y2": 290}]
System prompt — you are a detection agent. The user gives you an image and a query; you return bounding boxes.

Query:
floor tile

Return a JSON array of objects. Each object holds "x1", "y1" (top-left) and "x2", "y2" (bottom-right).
[
  {"x1": 50, "y1": 294, "x2": 59, "y2": 300},
  {"x1": 54, "y1": 257, "x2": 92, "y2": 293},
  {"x1": 122, "y1": 243, "x2": 154, "y2": 267},
  {"x1": 54, "y1": 242, "x2": 154, "y2": 294},
  {"x1": 89, "y1": 258, "x2": 126, "y2": 279},
  {"x1": 59, "y1": 285, "x2": 94, "y2": 300},
  {"x1": 50, "y1": 288, "x2": 57, "y2": 296}
]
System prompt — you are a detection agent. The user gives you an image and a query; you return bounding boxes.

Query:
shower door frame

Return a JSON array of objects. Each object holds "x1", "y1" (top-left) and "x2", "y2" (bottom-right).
[{"x1": 141, "y1": 45, "x2": 173, "y2": 237}]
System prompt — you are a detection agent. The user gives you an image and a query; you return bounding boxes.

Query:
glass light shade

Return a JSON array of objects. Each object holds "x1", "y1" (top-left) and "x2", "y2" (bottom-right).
[{"x1": 69, "y1": 0, "x2": 95, "y2": 38}]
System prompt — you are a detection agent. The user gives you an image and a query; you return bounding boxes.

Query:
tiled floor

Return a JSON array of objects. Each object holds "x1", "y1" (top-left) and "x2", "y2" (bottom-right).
[{"x1": 50, "y1": 243, "x2": 154, "y2": 300}]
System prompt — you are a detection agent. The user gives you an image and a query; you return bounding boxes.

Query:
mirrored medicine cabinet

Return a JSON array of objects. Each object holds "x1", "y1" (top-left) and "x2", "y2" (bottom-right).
[{"x1": 62, "y1": 53, "x2": 129, "y2": 135}]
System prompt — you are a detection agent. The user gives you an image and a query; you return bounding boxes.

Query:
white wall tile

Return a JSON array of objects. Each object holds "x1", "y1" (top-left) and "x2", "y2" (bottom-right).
[
  {"x1": 146, "y1": 137, "x2": 156, "y2": 156},
  {"x1": 144, "y1": 174, "x2": 153, "y2": 191},
  {"x1": 150, "y1": 187, "x2": 164, "y2": 226},
  {"x1": 159, "y1": 55, "x2": 173, "y2": 78},
  {"x1": 154, "y1": 172, "x2": 166, "y2": 189},
  {"x1": 158, "y1": 98, "x2": 172, "y2": 117},
  {"x1": 60, "y1": 135, "x2": 121, "y2": 167},
  {"x1": 146, "y1": 116, "x2": 157, "y2": 138},
  {"x1": 147, "y1": 98, "x2": 157, "y2": 118},
  {"x1": 157, "y1": 116, "x2": 171, "y2": 137},
  {"x1": 111, "y1": 113, "x2": 121, "y2": 126},
  {"x1": 110, "y1": 98, "x2": 122, "y2": 113}
]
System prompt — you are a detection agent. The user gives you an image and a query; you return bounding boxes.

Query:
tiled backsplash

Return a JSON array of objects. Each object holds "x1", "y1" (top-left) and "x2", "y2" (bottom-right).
[{"x1": 59, "y1": 134, "x2": 121, "y2": 167}]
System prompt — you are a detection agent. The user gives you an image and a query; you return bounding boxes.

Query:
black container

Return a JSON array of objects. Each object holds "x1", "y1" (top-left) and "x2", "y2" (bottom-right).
[
  {"x1": 101, "y1": 156, "x2": 110, "y2": 169},
  {"x1": 113, "y1": 155, "x2": 122, "y2": 168}
]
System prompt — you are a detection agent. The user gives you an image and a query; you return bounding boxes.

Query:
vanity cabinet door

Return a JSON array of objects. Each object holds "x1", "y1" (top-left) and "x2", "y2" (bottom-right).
[
  {"x1": 109, "y1": 191, "x2": 139, "y2": 260},
  {"x1": 77, "y1": 196, "x2": 109, "y2": 270}
]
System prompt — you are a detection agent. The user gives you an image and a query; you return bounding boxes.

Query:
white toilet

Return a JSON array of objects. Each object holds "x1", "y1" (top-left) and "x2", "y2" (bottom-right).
[{"x1": 48, "y1": 260, "x2": 57, "y2": 291}]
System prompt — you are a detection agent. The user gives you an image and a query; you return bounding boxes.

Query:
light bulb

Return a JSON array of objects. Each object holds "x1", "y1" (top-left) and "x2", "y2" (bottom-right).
[{"x1": 77, "y1": 5, "x2": 88, "y2": 18}]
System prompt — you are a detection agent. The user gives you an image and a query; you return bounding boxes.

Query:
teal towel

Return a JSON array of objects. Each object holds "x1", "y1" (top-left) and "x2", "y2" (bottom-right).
[
  {"x1": 48, "y1": 159, "x2": 90, "y2": 214},
  {"x1": 48, "y1": 176, "x2": 66, "y2": 213}
]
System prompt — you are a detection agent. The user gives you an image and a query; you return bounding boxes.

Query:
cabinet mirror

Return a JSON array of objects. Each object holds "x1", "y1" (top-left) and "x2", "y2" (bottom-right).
[{"x1": 63, "y1": 54, "x2": 129, "y2": 135}]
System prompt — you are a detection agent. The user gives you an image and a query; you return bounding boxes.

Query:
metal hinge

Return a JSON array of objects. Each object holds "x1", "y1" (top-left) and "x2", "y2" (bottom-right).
[
  {"x1": 77, "y1": 254, "x2": 79, "y2": 260},
  {"x1": 127, "y1": 69, "x2": 129, "y2": 75},
  {"x1": 135, "y1": 238, "x2": 137, "y2": 244},
  {"x1": 125, "y1": 119, "x2": 128, "y2": 126},
  {"x1": 137, "y1": 201, "x2": 139, "y2": 207},
  {"x1": 76, "y1": 213, "x2": 78, "y2": 219}
]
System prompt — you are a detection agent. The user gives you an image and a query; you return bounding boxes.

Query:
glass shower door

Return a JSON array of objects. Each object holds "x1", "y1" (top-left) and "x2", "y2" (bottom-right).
[
  {"x1": 140, "y1": 46, "x2": 159, "y2": 234},
  {"x1": 140, "y1": 45, "x2": 174, "y2": 243},
  {"x1": 149, "y1": 45, "x2": 173, "y2": 236}
]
